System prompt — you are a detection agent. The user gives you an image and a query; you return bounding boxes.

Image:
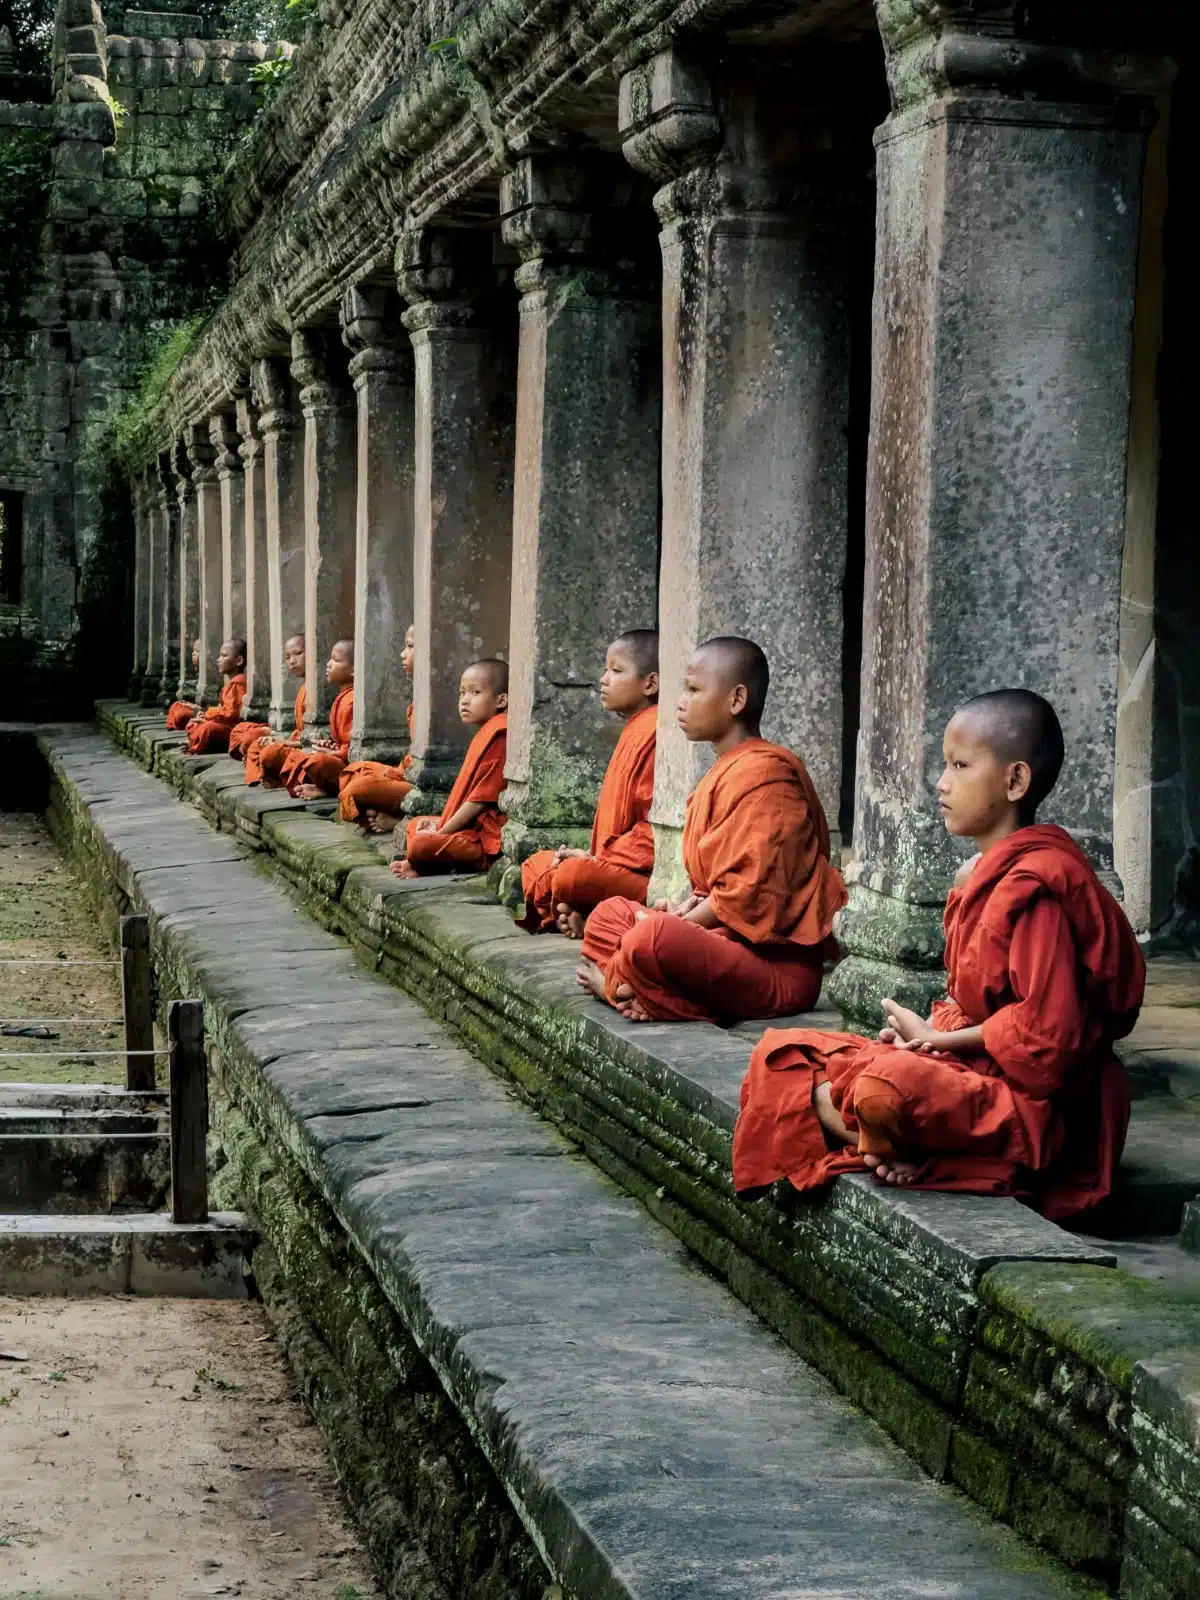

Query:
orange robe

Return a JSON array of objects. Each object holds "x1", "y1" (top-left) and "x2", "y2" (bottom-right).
[
  {"x1": 185, "y1": 675, "x2": 246, "y2": 754},
  {"x1": 732, "y1": 825, "x2": 1146, "y2": 1221},
  {"x1": 580, "y1": 738, "x2": 846, "y2": 1023},
  {"x1": 228, "y1": 718, "x2": 271, "y2": 760},
  {"x1": 339, "y1": 703, "x2": 415, "y2": 824},
  {"x1": 518, "y1": 703, "x2": 658, "y2": 932},
  {"x1": 403, "y1": 713, "x2": 506, "y2": 875},
  {"x1": 166, "y1": 701, "x2": 197, "y2": 730},
  {"x1": 245, "y1": 685, "x2": 306, "y2": 786},
  {"x1": 279, "y1": 687, "x2": 353, "y2": 796}
]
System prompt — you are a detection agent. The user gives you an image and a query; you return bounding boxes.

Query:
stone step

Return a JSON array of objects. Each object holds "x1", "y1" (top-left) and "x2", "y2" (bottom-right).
[
  {"x1": 0, "y1": 1105, "x2": 164, "y2": 1136},
  {"x1": 0, "y1": 1131, "x2": 169, "y2": 1212},
  {"x1": 1182, "y1": 1199, "x2": 1200, "y2": 1254},
  {"x1": 0, "y1": 1212, "x2": 255, "y2": 1297}
]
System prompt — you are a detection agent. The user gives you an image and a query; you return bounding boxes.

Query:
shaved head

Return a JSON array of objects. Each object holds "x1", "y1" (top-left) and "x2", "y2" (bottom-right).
[
  {"x1": 229, "y1": 638, "x2": 246, "y2": 659},
  {"x1": 695, "y1": 636, "x2": 769, "y2": 725},
  {"x1": 333, "y1": 638, "x2": 354, "y2": 661},
  {"x1": 956, "y1": 688, "x2": 1064, "y2": 814},
  {"x1": 469, "y1": 657, "x2": 508, "y2": 695},
  {"x1": 285, "y1": 634, "x2": 304, "y2": 651},
  {"x1": 612, "y1": 629, "x2": 658, "y2": 678}
]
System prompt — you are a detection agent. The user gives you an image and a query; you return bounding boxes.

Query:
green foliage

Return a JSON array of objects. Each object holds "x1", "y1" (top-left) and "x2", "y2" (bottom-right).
[
  {"x1": 0, "y1": 127, "x2": 52, "y2": 342},
  {"x1": 426, "y1": 33, "x2": 459, "y2": 57},
  {"x1": 109, "y1": 316, "x2": 205, "y2": 458},
  {"x1": 249, "y1": 45, "x2": 295, "y2": 108},
  {"x1": 0, "y1": 0, "x2": 53, "y2": 72}
]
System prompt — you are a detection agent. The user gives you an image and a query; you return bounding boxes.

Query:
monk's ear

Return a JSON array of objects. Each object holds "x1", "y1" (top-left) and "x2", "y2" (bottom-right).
[
  {"x1": 1006, "y1": 760, "x2": 1032, "y2": 806},
  {"x1": 496, "y1": 690, "x2": 508, "y2": 711},
  {"x1": 730, "y1": 682, "x2": 749, "y2": 720},
  {"x1": 643, "y1": 670, "x2": 660, "y2": 701}
]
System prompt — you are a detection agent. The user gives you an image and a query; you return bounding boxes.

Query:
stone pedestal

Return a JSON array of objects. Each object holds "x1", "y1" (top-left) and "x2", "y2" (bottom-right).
[
  {"x1": 128, "y1": 472, "x2": 151, "y2": 699},
  {"x1": 211, "y1": 412, "x2": 245, "y2": 644},
  {"x1": 172, "y1": 440, "x2": 198, "y2": 704},
  {"x1": 341, "y1": 286, "x2": 415, "y2": 764},
  {"x1": 396, "y1": 228, "x2": 516, "y2": 812},
  {"x1": 826, "y1": 4, "x2": 1170, "y2": 1028},
  {"x1": 253, "y1": 357, "x2": 305, "y2": 733},
  {"x1": 155, "y1": 452, "x2": 180, "y2": 709},
  {"x1": 237, "y1": 396, "x2": 271, "y2": 724},
  {"x1": 498, "y1": 157, "x2": 661, "y2": 868},
  {"x1": 140, "y1": 469, "x2": 165, "y2": 706},
  {"x1": 185, "y1": 422, "x2": 221, "y2": 704},
  {"x1": 293, "y1": 329, "x2": 357, "y2": 743},
  {"x1": 620, "y1": 49, "x2": 861, "y2": 897}
]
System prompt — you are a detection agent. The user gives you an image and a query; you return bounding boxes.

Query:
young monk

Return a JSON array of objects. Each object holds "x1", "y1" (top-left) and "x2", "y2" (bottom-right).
[
  {"x1": 182, "y1": 639, "x2": 247, "y2": 754},
  {"x1": 577, "y1": 637, "x2": 846, "y2": 1023},
  {"x1": 277, "y1": 639, "x2": 354, "y2": 799},
  {"x1": 229, "y1": 634, "x2": 304, "y2": 765},
  {"x1": 732, "y1": 689, "x2": 1146, "y2": 1222},
  {"x1": 246, "y1": 635, "x2": 307, "y2": 787},
  {"x1": 518, "y1": 629, "x2": 659, "y2": 937},
  {"x1": 165, "y1": 640, "x2": 201, "y2": 729},
  {"x1": 339, "y1": 623, "x2": 416, "y2": 832},
  {"x1": 391, "y1": 659, "x2": 507, "y2": 878}
]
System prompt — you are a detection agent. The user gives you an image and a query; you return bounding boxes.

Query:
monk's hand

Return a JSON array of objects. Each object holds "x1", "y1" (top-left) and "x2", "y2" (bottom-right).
[
  {"x1": 880, "y1": 999, "x2": 936, "y2": 1048},
  {"x1": 552, "y1": 846, "x2": 589, "y2": 865},
  {"x1": 415, "y1": 818, "x2": 438, "y2": 834}
]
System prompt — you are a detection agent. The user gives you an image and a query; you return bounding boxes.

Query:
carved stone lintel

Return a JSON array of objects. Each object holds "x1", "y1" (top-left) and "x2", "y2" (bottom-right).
[
  {"x1": 208, "y1": 411, "x2": 241, "y2": 479},
  {"x1": 618, "y1": 48, "x2": 720, "y2": 184}
]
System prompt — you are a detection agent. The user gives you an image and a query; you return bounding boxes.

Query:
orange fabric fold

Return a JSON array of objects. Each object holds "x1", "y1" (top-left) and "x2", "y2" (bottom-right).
[
  {"x1": 338, "y1": 769, "x2": 413, "y2": 823},
  {"x1": 185, "y1": 675, "x2": 246, "y2": 754},
  {"x1": 279, "y1": 686, "x2": 353, "y2": 796},
  {"x1": 244, "y1": 684, "x2": 306, "y2": 786},
  {"x1": 228, "y1": 721, "x2": 270, "y2": 760},
  {"x1": 731, "y1": 824, "x2": 1146, "y2": 1221},
  {"x1": 401, "y1": 713, "x2": 506, "y2": 873},
  {"x1": 166, "y1": 701, "x2": 196, "y2": 730}
]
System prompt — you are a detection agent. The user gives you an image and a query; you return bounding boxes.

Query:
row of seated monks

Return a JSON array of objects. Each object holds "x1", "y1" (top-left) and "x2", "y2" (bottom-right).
[{"x1": 165, "y1": 621, "x2": 1145, "y2": 1227}]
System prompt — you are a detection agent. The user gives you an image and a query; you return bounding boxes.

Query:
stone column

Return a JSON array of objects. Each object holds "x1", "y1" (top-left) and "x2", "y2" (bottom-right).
[
  {"x1": 253, "y1": 357, "x2": 306, "y2": 732},
  {"x1": 396, "y1": 227, "x2": 516, "y2": 811},
  {"x1": 185, "y1": 421, "x2": 221, "y2": 705},
  {"x1": 210, "y1": 411, "x2": 245, "y2": 644},
  {"x1": 140, "y1": 467, "x2": 166, "y2": 707},
  {"x1": 155, "y1": 451, "x2": 180, "y2": 709},
  {"x1": 498, "y1": 157, "x2": 662, "y2": 867},
  {"x1": 292, "y1": 328, "x2": 357, "y2": 743},
  {"x1": 620, "y1": 48, "x2": 861, "y2": 896},
  {"x1": 172, "y1": 439, "x2": 199, "y2": 703},
  {"x1": 128, "y1": 472, "x2": 151, "y2": 700},
  {"x1": 826, "y1": 4, "x2": 1171, "y2": 1028},
  {"x1": 341, "y1": 285, "x2": 416, "y2": 764},
  {"x1": 238, "y1": 395, "x2": 271, "y2": 724}
]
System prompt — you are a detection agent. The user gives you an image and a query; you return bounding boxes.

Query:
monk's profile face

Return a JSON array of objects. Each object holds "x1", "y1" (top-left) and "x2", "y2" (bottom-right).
[
  {"x1": 458, "y1": 665, "x2": 506, "y2": 727},
  {"x1": 216, "y1": 640, "x2": 244, "y2": 677},
  {"x1": 677, "y1": 651, "x2": 746, "y2": 744},
  {"x1": 326, "y1": 643, "x2": 354, "y2": 686},
  {"x1": 938, "y1": 712, "x2": 1032, "y2": 841},
  {"x1": 402, "y1": 626, "x2": 416, "y2": 679},
  {"x1": 600, "y1": 643, "x2": 657, "y2": 716},
  {"x1": 284, "y1": 637, "x2": 305, "y2": 678},
  {"x1": 191, "y1": 640, "x2": 201, "y2": 669}
]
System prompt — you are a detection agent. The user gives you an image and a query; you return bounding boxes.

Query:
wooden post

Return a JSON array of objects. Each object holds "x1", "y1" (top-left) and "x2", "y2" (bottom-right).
[
  {"x1": 168, "y1": 1000, "x2": 208, "y2": 1224},
  {"x1": 121, "y1": 914, "x2": 155, "y2": 1092}
]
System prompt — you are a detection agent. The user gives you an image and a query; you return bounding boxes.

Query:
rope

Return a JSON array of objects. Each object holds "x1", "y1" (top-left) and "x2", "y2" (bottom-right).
[
  {"x1": 0, "y1": 959, "x2": 121, "y2": 967},
  {"x1": 0, "y1": 1047, "x2": 174, "y2": 1060}
]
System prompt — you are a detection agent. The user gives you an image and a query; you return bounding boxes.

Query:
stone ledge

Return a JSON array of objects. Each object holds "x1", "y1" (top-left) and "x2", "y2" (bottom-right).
[
  {"x1": 32, "y1": 720, "x2": 1104, "y2": 1600},
  {"x1": 77, "y1": 705, "x2": 1200, "y2": 1593}
]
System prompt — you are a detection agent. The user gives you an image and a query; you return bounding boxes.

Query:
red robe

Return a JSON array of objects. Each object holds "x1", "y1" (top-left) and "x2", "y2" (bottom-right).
[
  {"x1": 519, "y1": 703, "x2": 658, "y2": 931},
  {"x1": 404, "y1": 713, "x2": 507, "y2": 874},
  {"x1": 245, "y1": 684, "x2": 306, "y2": 786},
  {"x1": 185, "y1": 675, "x2": 246, "y2": 754},
  {"x1": 581, "y1": 738, "x2": 846, "y2": 1022},
  {"x1": 228, "y1": 718, "x2": 272, "y2": 760},
  {"x1": 279, "y1": 687, "x2": 353, "y2": 796},
  {"x1": 339, "y1": 703, "x2": 415, "y2": 824},
  {"x1": 732, "y1": 825, "x2": 1146, "y2": 1221},
  {"x1": 166, "y1": 700, "x2": 197, "y2": 730}
]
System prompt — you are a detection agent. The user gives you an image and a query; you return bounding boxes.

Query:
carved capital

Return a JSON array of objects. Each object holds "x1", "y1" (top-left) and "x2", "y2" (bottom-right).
[
  {"x1": 154, "y1": 451, "x2": 175, "y2": 512},
  {"x1": 291, "y1": 329, "x2": 352, "y2": 417},
  {"x1": 619, "y1": 49, "x2": 720, "y2": 184},
  {"x1": 169, "y1": 437, "x2": 194, "y2": 505},
  {"x1": 208, "y1": 411, "x2": 241, "y2": 478},
  {"x1": 394, "y1": 227, "x2": 493, "y2": 318},
  {"x1": 236, "y1": 396, "x2": 262, "y2": 465},
  {"x1": 499, "y1": 156, "x2": 594, "y2": 265},
  {"x1": 183, "y1": 420, "x2": 216, "y2": 485},
  {"x1": 250, "y1": 357, "x2": 296, "y2": 440},
  {"x1": 340, "y1": 284, "x2": 407, "y2": 384}
]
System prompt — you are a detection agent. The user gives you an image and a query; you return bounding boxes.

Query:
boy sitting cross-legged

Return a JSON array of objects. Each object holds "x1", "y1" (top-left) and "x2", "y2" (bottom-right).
[
  {"x1": 182, "y1": 639, "x2": 246, "y2": 754},
  {"x1": 732, "y1": 689, "x2": 1146, "y2": 1221}
]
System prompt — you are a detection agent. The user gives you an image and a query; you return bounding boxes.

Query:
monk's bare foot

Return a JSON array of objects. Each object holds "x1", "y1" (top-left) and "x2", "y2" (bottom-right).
[
  {"x1": 555, "y1": 902, "x2": 586, "y2": 940},
  {"x1": 812, "y1": 1080, "x2": 855, "y2": 1147},
  {"x1": 296, "y1": 783, "x2": 324, "y2": 800},
  {"x1": 610, "y1": 981, "x2": 652, "y2": 1022},
  {"x1": 363, "y1": 808, "x2": 400, "y2": 835},
  {"x1": 576, "y1": 957, "x2": 607, "y2": 1000},
  {"x1": 390, "y1": 859, "x2": 419, "y2": 880},
  {"x1": 862, "y1": 1153, "x2": 922, "y2": 1185}
]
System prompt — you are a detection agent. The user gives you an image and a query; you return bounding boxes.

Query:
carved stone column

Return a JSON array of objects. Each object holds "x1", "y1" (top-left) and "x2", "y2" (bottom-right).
[
  {"x1": 210, "y1": 411, "x2": 245, "y2": 644},
  {"x1": 155, "y1": 451, "x2": 180, "y2": 709},
  {"x1": 497, "y1": 156, "x2": 661, "y2": 871},
  {"x1": 396, "y1": 227, "x2": 516, "y2": 813},
  {"x1": 292, "y1": 328, "x2": 357, "y2": 744},
  {"x1": 826, "y1": 2, "x2": 1172, "y2": 1028},
  {"x1": 185, "y1": 421, "x2": 221, "y2": 705},
  {"x1": 140, "y1": 466, "x2": 166, "y2": 707},
  {"x1": 620, "y1": 48, "x2": 861, "y2": 896},
  {"x1": 238, "y1": 395, "x2": 271, "y2": 724},
  {"x1": 341, "y1": 285, "x2": 415, "y2": 764},
  {"x1": 172, "y1": 439, "x2": 198, "y2": 703},
  {"x1": 128, "y1": 472, "x2": 151, "y2": 700},
  {"x1": 253, "y1": 357, "x2": 306, "y2": 732}
]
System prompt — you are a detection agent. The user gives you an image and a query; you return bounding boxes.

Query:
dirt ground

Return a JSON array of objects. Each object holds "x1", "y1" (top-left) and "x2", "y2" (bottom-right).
[
  {"x1": 0, "y1": 809, "x2": 126, "y2": 1085},
  {"x1": 0, "y1": 1296, "x2": 382, "y2": 1600}
]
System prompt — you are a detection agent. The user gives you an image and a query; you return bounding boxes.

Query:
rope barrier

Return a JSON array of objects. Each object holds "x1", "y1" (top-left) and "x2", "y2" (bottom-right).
[
  {"x1": 0, "y1": 1047, "x2": 173, "y2": 1060},
  {"x1": 0, "y1": 1018, "x2": 125, "y2": 1026},
  {"x1": 0, "y1": 959, "x2": 121, "y2": 967}
]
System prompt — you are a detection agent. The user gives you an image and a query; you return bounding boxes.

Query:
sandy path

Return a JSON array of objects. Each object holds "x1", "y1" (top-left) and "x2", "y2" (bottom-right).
[{"x1": 0, "y1": 1296, "x2": 380, "y2": 1599}]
